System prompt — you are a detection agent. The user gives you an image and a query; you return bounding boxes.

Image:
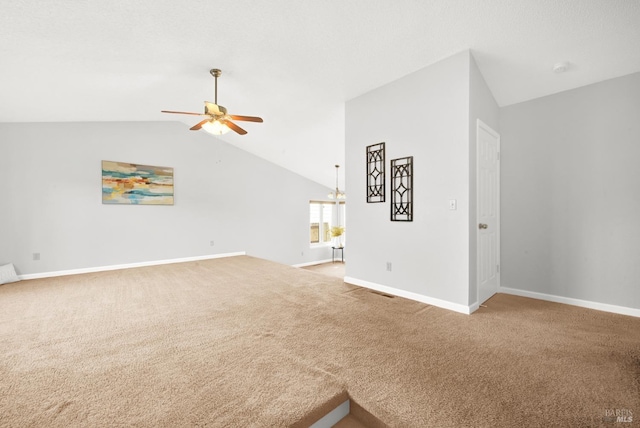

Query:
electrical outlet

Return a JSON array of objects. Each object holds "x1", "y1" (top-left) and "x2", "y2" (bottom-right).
[
  {"x1": 33, "y1": 252, "x2": 40, "y2": 261},
  {"x1": 386, "y1": 262, "x2": 392, "y2": 272},
  {"x1": 210, "y1": 240, "x2": 215, "y2": 246}
]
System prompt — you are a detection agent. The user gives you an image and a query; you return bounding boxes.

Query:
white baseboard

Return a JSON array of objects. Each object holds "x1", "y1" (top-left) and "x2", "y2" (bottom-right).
[
  {"x1": 344, "y1": 276, "x2": 475, "y2": 315},
  {"x1": 499, "y1": 286, "x2": 640, "y2": 318},
  {"x1": 468, "y1": 301, "x2": 480, "y2": 313},
  {"x1": 309, "y1": 400, "x2": 350, "y2": 428},
  {"x1": 18, "y1": 252, "x2": 247, "y2": 281},
  {"x1": 292, "y1": 259, "x2": 333, "y2": 268}
]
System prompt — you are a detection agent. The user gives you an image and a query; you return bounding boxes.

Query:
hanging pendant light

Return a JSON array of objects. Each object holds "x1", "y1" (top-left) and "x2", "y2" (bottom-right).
[{"x1": 328, "y1": 164, "x2": 346, "y2": 200}]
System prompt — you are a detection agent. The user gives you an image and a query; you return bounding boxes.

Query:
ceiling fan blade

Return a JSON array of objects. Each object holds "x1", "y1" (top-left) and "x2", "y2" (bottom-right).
[
  {"x1": 224, "y1": 120, "x2": 247, "y2": 135},
  {"x1": 161, "y1": 110, "x2": 206, "y2": 116},
  {"x1": 190, "y1": 119, "x2": 211, "y2": 131},
  {"x1": 229, "y1": 115, "x2": 263, "y2": 123}
]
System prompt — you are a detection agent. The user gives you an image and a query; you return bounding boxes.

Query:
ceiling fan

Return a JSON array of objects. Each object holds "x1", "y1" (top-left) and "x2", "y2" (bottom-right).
[{"x1": 161, "y1": 69, "x2": 263, "y2": 135}]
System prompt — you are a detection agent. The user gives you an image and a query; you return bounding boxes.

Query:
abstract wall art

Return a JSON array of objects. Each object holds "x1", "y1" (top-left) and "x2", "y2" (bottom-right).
[
  {"x1": 102, "y1": 160, "x2": 174, "y2": 205},
  {"x1": 390, "y1": 156, "x2": 413, "y2": 221},
  {"x1": 366, "y1": 142, "x2": 385, "y2": 203}
]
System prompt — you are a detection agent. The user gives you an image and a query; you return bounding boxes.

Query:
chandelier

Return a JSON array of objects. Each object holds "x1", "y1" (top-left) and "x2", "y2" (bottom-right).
[{"x1": 328, "y1": 164, "x2": 346, "y2": 200}]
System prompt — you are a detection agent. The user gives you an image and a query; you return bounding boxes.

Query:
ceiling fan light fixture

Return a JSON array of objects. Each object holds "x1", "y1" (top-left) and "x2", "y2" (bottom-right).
[
  {"x1": 202, "y1": 119, "x2": 231, "y2": 135},
  {"x1": 161, "y1": 68, "x2": 262, "y2": 136}
]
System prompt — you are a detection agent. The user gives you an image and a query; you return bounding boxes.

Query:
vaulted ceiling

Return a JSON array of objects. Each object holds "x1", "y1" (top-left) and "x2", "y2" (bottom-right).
[{"x1": 2, "y1": 0, "x2": 639, "y2": 188}]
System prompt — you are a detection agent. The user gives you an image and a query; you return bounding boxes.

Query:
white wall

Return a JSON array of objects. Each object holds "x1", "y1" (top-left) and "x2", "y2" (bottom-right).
[
  {"x1": 345, "y1": 51, "x2": 472, "y2": 307},
  {"x1": 500, "y1": 72, "x2": 640, "y2": 310},
  {"x1": 0, "y1": 121, "x2": 332, "y2": 275}
]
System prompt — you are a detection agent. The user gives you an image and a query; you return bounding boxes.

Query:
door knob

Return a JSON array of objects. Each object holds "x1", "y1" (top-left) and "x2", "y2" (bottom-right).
[{"x1": 478, "y1": 223, "x2": 488, "y2": 229}]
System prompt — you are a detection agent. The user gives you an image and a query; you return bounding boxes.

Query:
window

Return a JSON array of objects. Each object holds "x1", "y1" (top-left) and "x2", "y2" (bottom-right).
[
  {"x1": 309, "y1": 201, "x2": 346, "y2": 246},
  {"x1": 309, "y1": 202, "x2": 333, "y2": 244}
]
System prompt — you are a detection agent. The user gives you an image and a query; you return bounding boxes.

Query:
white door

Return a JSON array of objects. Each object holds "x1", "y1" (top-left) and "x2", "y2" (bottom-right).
[{"x1": 477, "y1": 120, "x2": 500, "y2": 305}]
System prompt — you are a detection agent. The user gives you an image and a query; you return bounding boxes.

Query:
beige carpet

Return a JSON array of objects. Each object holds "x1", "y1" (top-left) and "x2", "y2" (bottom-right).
[
  {"x1": 301, "y1": 262, "x2": 345, "y2": 279},
  {"x1": 1, "y1": 256, "x2": 638, "y2": 427}
]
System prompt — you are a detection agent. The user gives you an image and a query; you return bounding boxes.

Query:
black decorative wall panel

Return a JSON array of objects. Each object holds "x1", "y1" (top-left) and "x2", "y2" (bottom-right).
[
  {"x1": 366, "y1": 142, "x2": 385, "y2": 203},
  {"x1": 390, "y1": 156, "x2": 413, "y2": 221}
]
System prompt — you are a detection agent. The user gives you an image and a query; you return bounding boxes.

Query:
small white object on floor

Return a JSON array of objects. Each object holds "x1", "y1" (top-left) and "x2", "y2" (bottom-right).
[{"x1": 0, "y1": 263, "x2": 20, "y2": 285}]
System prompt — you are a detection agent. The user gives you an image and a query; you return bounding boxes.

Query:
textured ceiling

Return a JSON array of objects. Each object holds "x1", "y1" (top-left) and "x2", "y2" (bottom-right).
[{"x1": 2, "y1": 0, "x2": 639, "y2": 188}]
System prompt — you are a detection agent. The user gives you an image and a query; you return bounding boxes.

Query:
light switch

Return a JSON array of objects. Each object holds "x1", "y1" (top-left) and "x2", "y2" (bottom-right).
[{"x1": 449, "y1": 199, "x2": 457, "y2": 210}]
